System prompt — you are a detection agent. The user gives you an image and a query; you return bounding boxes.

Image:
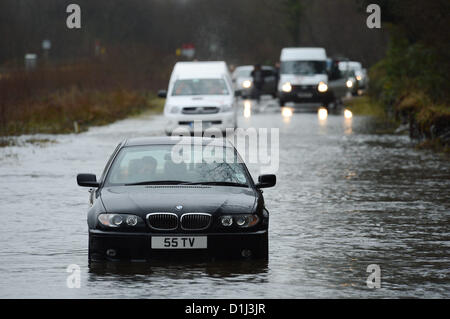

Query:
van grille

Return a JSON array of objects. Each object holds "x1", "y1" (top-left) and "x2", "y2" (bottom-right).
[
  {"x1": 180, "y1": 213, "x2": 212, "y2": 230},
  {"x1": 182, "y1": 107, "x2": 219, "y2": 114},
  {"x1": 147, "y1": 213, "x2": 178, "y2": 230}
]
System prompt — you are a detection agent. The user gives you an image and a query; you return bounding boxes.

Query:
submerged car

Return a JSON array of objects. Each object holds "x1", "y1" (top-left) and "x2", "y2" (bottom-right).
[{"x1": 77, "y1": 137, "x2": 276, "y2": 262}]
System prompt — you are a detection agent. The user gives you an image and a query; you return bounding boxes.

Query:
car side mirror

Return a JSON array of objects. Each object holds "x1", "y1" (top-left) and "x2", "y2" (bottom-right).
[
  {"x1": 256, "y1": 174, "x2": 276, "y2": 189},
  {"x1": 157, "y1": 90, "x2": 167, "y2": 98},
  {"x1": 77, "y1": 174, "x2": 100, "y2": 187}
]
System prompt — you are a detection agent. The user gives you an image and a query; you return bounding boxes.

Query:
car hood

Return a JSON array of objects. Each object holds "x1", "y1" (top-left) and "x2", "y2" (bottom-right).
[{"x1": 100, "y1": 185, "x2": 258, "y2": 217}]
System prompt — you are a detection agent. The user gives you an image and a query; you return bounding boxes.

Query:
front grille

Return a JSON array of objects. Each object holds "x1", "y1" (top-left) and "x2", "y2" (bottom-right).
[
  {"x1": 178, "y1": 120, "x2": 222, "y2": 125},
  {"x1": 180, "y1": 213, "x2": 212, "y2": 230},
  {"x1": 182, "y1": 107, "x2": 219, "y2": 114},
  {"x1": 291, "y1": 85, "x2": 316, "y2": 92},
  {"x1": 147, "y1": 213, "x2": 178, "y2": 230}
]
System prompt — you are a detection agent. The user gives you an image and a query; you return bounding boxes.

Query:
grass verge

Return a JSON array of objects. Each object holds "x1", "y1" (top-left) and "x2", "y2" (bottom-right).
[{"x1": 1, "y1": 88, "x2": 164, "y2": 138}]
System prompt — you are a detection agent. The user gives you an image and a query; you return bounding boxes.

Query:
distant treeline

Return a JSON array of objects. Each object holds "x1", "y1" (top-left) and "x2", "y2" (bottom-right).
[{"x1": 0, "y1": 0, "x2": 388, "y2": 68}]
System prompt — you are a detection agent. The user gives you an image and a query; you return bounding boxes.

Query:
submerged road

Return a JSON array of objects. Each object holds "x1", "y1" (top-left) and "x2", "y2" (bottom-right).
[{"x1": 0, "y1": 97, "x2": 449, "y2": 298}]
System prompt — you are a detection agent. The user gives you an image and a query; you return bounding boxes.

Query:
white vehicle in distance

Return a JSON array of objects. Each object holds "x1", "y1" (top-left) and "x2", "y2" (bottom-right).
[
  {"x1": 158, "y1": 61, "x2": 237, "y2": 135},
  {"x1": 278, "y1": 47, "x2": 335, "y2": 108},
  {"x1": 339, "y1": 61, "x2": 368, "y2": 91}
]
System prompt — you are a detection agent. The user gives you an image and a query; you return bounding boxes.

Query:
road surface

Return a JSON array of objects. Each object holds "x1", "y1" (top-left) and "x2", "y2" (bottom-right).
[{"x1": 0, "y1": 97, "x2": 449, "y2": 298}]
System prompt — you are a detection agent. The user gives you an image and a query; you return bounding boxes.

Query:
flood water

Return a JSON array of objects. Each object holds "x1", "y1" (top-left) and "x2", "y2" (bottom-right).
[{"x1": 0, "y1": 98, "x2": 449, "y2": 298}]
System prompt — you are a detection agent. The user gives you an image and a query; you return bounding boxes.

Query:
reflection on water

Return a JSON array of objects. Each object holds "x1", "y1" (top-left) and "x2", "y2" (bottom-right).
[
  {"x1": 318, "y1": 107, "x2": 328, "y2": 121},
  {"x1": 281, "y1": 107, "x2": 293, "y2": 123},
  {"x1": 243, "y1": 100, "x2": 252, "y2": 118},
  {"x1": 88, "y1": 260, "x2": 269, "y2": 278},
  {"x1": 344, "y1": 109, "x2": 353, "y2": 119},
  {"x1": 0, "y1": 98, "x2": 449, "y2": 298}
]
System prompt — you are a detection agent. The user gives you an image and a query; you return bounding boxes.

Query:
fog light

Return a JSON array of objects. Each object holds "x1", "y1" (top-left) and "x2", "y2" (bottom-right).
[
  {"x1": 106, "y1": 249, "x2": 117, "y2": 257},
  {"x1": 241, "y1": 249, "x2": 252, "y2": 258},
  {"x1": 126, "y1": 215, "x2": 138, "y2": 226},
  {"x1": 221, "y1": 216, "x2": 233, "y2": 226}
]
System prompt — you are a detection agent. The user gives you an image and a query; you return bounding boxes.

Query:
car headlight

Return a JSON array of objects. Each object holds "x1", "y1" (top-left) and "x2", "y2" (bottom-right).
[
  {"x1": 235, "y1": 215, "x2": 259, "y2": 228},
  {"x1": 317, "y1": 81, "x2": 328, "y2": 93},
  {"x1": 281, "y1": 82, "x2": 292, "y2": 93},
  {"x1": 242, "y1": 80, "x2": 252, "y2": 89},
  {"x1": 220, "y1": 215, "x2": 259, "y2": 228},
  {"x1": 98, "y1": 214, "x2": 142, "y2": 228},
  {"x1": 346, "y1": 80, "x2": 354, "y2": 88},
  {"x1": 169, "y1": 106, "x2": 181, "y2": 114},
  {"x1": 221, "y1": 104, "x2": 233, "y2": 112},
  {"x1": 221, "y1": 216, "x2": 233, "y2": 227},
  {"x1": 356, "y1": 75, "x2": 362, "y2": 81}
]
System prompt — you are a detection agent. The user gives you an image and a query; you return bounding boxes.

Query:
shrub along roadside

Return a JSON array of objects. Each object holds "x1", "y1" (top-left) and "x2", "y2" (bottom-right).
[
  {"x1": 1, "y1": 88, "x2": 164, "y2": 138},
  {"x1": 366, "y1": 29, "x2": 450, "y2": 152}
]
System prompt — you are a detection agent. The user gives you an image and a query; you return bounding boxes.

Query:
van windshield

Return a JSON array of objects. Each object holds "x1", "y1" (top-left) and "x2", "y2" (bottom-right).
[
  {"x1": 172, "y1": 79, "x2": 229, "y2": 96},
  {"x1": 281, "y1": 61, "x2": 327, "y2": 75}
]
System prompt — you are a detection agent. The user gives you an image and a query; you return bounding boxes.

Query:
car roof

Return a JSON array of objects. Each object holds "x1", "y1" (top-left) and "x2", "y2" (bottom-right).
[{"x1": 122, "y1": 136, "x2": 234, "y2": 147}]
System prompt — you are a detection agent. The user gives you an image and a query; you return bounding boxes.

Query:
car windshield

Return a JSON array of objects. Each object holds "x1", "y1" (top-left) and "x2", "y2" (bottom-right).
[
  {"x1": 105, "y1": 144, "x2": 251, "y2": 187},
  {"x1": 281, "y1": 61, "x2": 327, "y2": 75},
  {"x1": 171, "y1": 78, "x2": 229, "y2": 96}
]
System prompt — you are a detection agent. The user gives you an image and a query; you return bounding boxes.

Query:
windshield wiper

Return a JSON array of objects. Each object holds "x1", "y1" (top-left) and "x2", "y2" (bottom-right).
[
  {"x1": 184, "y1": 181, "x2": 248, "y2": 187},
  {"x1": 125, "y1": 180, "x2": 191, "y2": 186}
]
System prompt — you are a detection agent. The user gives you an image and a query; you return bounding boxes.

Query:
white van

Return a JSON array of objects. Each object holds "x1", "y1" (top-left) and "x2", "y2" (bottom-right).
[
  {"x1": 159, "y1": 61, "x2": 237, "y2": 135},
  {"x1": 278, "y1": 47, "x2": 332, "y2": 107}
]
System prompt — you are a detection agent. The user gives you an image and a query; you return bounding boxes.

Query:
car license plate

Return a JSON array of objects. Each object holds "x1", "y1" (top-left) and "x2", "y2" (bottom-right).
[
  {"x1": 297, "y1": 92, "x2": 313, "y2": 98},
  {"x1": 151, "y1": 236, "x2": 207, "y2": 249}
]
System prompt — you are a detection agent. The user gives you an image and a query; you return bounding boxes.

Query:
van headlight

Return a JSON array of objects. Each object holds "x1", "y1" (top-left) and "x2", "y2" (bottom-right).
[
  {"x1": 346, "y1": 80, "x2": 354, "y2": 88},
  {"x1": 317, "y1": 82, "x2": 328, "y2": 93},
  {"x1": 169, "y1": 106, "x2": 181, "y2": 114},
  {"x1": 242, "y1": 80, "x2": 252, "y2": 89},
  {"x1": 281, "y1": 82, "x2": 292, "y2": 93}
]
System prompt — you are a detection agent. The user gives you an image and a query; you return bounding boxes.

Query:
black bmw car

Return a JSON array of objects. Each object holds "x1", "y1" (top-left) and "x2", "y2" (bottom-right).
[{"x1": 77, "y1": 137, "x2": 276, "y2": 262}]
